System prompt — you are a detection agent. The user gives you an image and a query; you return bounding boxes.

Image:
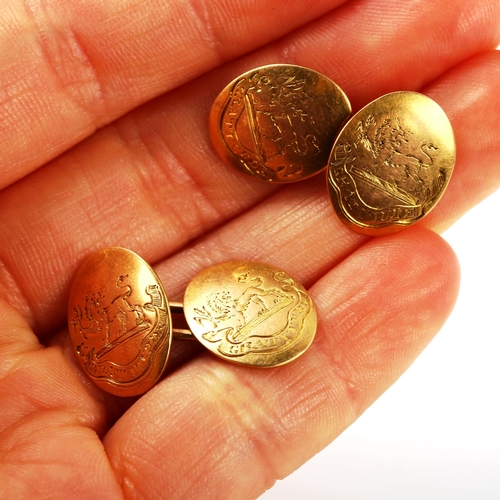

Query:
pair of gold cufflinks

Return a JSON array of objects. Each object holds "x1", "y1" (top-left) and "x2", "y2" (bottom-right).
[
  {"x1": 68, "y1": 248, "x2": 316, "y2": 396},
  {"x1": 68, "y1": 64, "x2": 456, "y2": 397},
  {"x1": 209, "y1": 64, "x2": 456, "y2": 235}
]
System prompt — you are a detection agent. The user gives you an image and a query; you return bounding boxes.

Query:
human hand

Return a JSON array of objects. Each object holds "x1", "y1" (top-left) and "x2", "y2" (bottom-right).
[{"x1": 0, "y1": 1, "x2": 499, "y2": 499}]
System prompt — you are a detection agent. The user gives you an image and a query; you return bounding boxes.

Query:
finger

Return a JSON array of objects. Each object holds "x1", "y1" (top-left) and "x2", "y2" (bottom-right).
[
  {"x1": 420, "y1": 50, "x2": 500, "y2": 232},
  {"x1": 103, "y1": 228, "x2": 460, "y2": 499},
  {"x1": 2, "y1": 0, "x2": 498, "y2": 189},
  {"x1": 0, "y1": 3, "x2": 498, "y2": 336},
  {"x1": 0, "y1": 300, "x2": 112, "y2": 436},
  {"x1": 0, "y1": 299, "x2": 122, "y2": 498},
  {"x1": 248, "y1": 0, "x2": 500, "y2": 111},
  {"x1": 0, "y1": 0, "x2": 348, "y2": 189}
]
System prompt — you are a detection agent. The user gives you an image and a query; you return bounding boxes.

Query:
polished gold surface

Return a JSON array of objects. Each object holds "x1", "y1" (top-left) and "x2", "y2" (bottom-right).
[
  {"x1": 328, "y1": 91, "x2": 455, "y2": 235},
  {"x1": 210, "y1": 64, "x2": 351, "y2": 182},
  {"x1": 68, "y1": 247, "x2": 171, "y2": 396},
  {"x1": 184, "y1": 261, "x2": 317, "y2": 367},
  {"x1": 68, "y1": 251, "x2": 317, "y2": 393}
]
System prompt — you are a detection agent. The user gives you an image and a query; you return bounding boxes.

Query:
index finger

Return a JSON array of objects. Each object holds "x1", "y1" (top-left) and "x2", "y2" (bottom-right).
[{"x1": 0, "y1": 0, "x2": 347, "y2": 189}]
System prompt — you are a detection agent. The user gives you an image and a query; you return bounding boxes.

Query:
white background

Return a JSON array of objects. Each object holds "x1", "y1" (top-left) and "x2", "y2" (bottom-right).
[{"x1": 260, "y1": 163, "x2": 500, "y2": 497}]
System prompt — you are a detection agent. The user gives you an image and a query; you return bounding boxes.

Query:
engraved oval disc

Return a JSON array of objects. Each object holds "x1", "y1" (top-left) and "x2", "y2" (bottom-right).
[
  {"x1": 210, "y1": 64, "x2": 351, "y2": 183},
  {"x1": 183, "y1": 261, "x2": 317, "y2": 367},
  {"x1": 67, "y1": 247, "x2": 172, "y2": 396},
  {"x1": 327, "y1": 91, "x2": 456, "y2": 235}
]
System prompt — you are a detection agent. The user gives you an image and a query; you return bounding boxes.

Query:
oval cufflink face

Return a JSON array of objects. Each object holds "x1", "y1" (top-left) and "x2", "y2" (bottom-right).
[
  {"x1": 210, "y1": 64, "x2": 351, "y2": 183},
  {"x1": 68, "y1": 247, "x2": 172, "y2": 396},
  {"x1": 184, "y1": 261, "x2": 317, "y2": 367},
  {"x1": 328, "y1": 91, "x2": 456, "y2": 235}
]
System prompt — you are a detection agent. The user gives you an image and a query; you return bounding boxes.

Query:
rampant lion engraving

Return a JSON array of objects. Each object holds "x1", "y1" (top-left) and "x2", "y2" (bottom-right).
[
  {"x1": 351, "y1": 115, "x2": 446, "y2": 205},
  {"x1": 192, "y1": 270, "x2": 311, "y2": 357}
]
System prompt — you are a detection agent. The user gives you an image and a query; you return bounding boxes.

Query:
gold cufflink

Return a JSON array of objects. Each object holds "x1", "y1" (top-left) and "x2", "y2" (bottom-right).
[
  {"x1": 68, "y1": 247, "x2": 317, "y2": 396},
  {"x1": 209, "y1": 64, "x2": 351, "y2": 183},
  {"x1": 328, "y1": 91, "x2": 456, "y2": 235}
]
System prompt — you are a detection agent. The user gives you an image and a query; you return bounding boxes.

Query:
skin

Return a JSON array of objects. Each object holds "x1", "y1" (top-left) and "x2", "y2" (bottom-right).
[{"x1": 0, "y1": 0, "x2": 499, "y2": 498}]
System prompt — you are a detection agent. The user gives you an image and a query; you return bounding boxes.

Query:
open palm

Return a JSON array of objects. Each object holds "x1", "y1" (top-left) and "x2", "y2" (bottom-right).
[{"x1": 1, "y1": 0, "x2": 499, "y2": 498}]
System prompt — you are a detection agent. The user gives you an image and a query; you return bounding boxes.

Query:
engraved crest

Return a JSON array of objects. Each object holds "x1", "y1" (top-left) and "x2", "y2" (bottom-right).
[
  {"x1": 220, "y1": 72, "x2": 321, "y2": 179},
  {"x1": 328, "y1": 92, "x2": 455, "y2": 234},
  {"x1": 71, "y1": 280, "x2": 169, "y2": 385},
  {"x1": 211, "y1": 65, "x2": 351, "y2": 182},
  {"x1": 67, "y1": 247, "x2": 171, "y2": 395},
  {"x1": 352, "y1": 115, "x2": 445, "y2": 204},
  {"x1": 184, "y1": 261, "x2": 317, "y2": 366}
]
